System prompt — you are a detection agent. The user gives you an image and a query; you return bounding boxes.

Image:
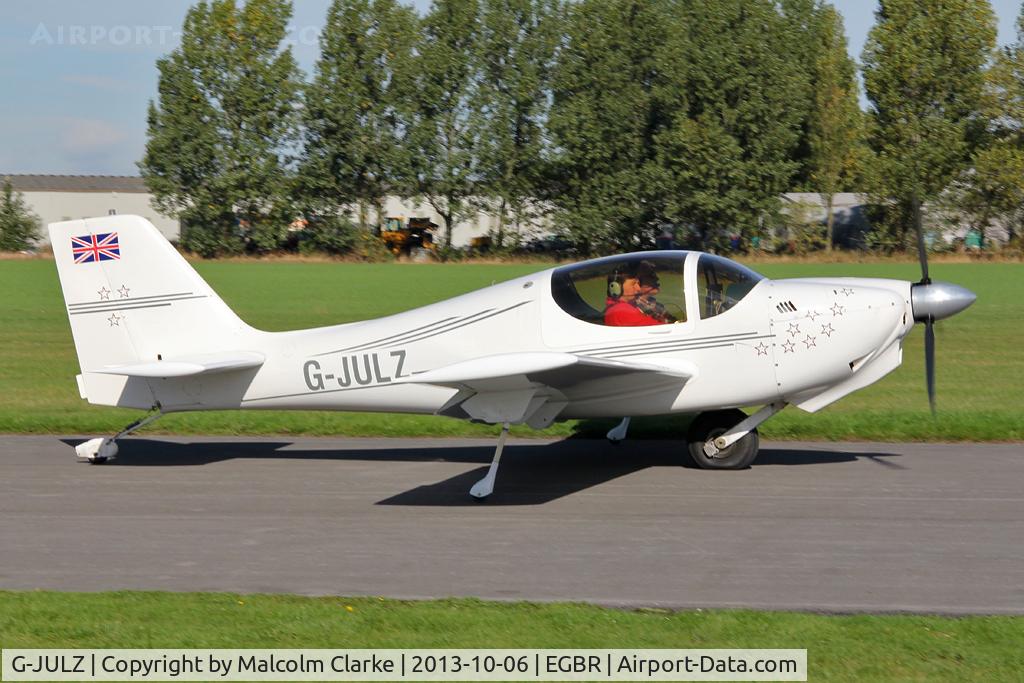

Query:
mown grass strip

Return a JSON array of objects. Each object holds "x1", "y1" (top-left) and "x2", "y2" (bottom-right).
[{"x1": 1, "y1": 592, "x2": 1022, "y2": 681}]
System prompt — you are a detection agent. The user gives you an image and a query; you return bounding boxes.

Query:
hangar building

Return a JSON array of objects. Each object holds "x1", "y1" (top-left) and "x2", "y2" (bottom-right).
[
  {"x1": 4, "y1": 175, "x2": 181, "y2": 243},
  {"x1": 4, "y1": 174, "x2": 507, "y2": 248}
]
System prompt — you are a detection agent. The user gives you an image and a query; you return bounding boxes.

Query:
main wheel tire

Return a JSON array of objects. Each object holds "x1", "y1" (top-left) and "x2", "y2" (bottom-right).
[{"x1": 685, "y1": 409, "x2": 759, "y2": 470}]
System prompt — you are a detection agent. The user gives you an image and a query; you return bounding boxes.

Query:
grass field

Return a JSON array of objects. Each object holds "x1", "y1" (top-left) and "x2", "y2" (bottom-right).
[
  {"x1": 1, "y1": 592, "x2": 1022, "y2": 681},
  {"x1": 0, "y1": 258, "x2": 1020, "y2": 441}
]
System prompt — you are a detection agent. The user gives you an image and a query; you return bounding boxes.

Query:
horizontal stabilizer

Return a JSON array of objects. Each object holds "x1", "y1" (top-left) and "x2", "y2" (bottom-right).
[{"x1": 96, "y1": 351, "x2": 265, "y2": 378}]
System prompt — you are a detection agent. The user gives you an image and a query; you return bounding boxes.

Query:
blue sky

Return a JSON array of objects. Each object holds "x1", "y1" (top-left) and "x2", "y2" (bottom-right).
[{"x1": 1, "y1": 0, "x2": 1021, "y2": 175}]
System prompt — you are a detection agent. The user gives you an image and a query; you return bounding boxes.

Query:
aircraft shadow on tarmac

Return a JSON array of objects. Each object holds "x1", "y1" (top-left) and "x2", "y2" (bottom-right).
[{"x1": 61, "y1": 437, "x2": 902, "y2": 506}]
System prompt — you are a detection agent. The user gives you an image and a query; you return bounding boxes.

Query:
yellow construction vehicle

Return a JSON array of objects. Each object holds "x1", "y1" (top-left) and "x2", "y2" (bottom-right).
[{"x1": 380, "y1": 216, "x2": 438, "y2": 256}]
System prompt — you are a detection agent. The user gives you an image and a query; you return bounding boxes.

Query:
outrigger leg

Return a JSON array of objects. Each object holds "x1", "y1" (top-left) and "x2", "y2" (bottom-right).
[
  {"x1": 606, "y1": 416, "x2": 631, "y2": 444},
  {"x1": 470, "y1": 422, "x2": 511, "y2": 499},
  {"x1": 703, "y1": 401, "x2": 786, "y2": 457},
  {"x1": 75, "y1": 406, "x2": 164, "y2": 464}
]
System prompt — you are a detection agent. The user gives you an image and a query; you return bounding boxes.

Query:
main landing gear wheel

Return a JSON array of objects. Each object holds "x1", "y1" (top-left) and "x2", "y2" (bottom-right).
[{"x1": 686, "y1": 409, "x2": 759, "y2": 470}]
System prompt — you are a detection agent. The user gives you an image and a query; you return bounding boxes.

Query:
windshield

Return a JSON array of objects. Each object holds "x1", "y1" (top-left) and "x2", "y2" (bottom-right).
[{"x1": 696, "y1": 254, "x2": 764, "y2": 319}]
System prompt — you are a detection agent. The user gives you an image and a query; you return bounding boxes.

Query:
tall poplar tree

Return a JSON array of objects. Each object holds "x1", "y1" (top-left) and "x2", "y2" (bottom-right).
[
  {"x1": 407, "y1": 0, "x2": 482, "y2": 249},
  {"x1": 300, "y1": 0, "x2": 418, "y2": 233},
  {"x1": 953, "y1": 4, "x2": 1024, "y2": 245},
  {"x1": 862, "y1": 0, "x2": 997, "y2": 250},
  {"x1": 778, "y1": 0, "x2": 826, "y2": 189},
  {"x1": 140, "y1": 0, "x2": 302, "y2": 256},
  {"x1": 989, "y1": 3, "x2": 1024, "y2": 145},
  {"x1": 807, "y1": 5, "x2": 863, "y2": 251},
  {"x1": 548, "y1": 0, "x2": 675, "y2": 253},
  {"x1": 657, "y1": 0, "x2": 808, "y2": 250},
  {"x1": 475, "y1": 0, "x2": 561, "y2": 248}
]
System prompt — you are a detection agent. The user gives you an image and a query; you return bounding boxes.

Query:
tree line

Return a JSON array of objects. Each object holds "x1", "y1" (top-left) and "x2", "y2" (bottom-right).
[{"x1": 136, "y1": 0, "x2": 1024, "y2": 258}]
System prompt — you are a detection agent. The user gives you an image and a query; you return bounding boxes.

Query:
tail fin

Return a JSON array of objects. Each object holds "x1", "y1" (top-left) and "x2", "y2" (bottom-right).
[{"x1": 50, "y1": 215, "x2": 258, "y2": 408}]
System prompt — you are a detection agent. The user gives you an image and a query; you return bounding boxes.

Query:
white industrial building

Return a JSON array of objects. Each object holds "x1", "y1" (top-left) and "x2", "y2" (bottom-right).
[
  {"x1": 4, "y1": 174, "x2": 511, "y2": 248},
  {"x1": 5, "y1": 175, "x2": 181, "y2": 243}
]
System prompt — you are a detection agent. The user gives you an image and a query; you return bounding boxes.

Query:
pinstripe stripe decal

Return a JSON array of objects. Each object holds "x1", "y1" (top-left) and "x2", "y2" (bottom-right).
[
  {"x1": 381, "y1": 301, "x2": 531, "y2": 348},
  {"x1": 325, "y1": 310, "x2": 496, "y2": 354},
  {"x1": 315, "y1": 315, "x2": 461, "y2": 356},
  {"x1": 68, "y1": 291, "x2": 197, "y2": 309},
  {"x1": 67, "y1": 293, "x2": 208, "y2": 315},
  {"x1": 589, "y1": 334, "x2": 776, "y2": 359},
  {"x1": 321, "y1": 301, "x2": 531, "y2": 355},
  {"x1": 568, "y1": 331, "x2": 762, "y2": 355}
]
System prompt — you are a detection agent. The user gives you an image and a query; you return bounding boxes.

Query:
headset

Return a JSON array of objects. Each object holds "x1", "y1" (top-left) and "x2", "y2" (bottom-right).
[{"x1": 607, "y1": 269, "x2": 625, "y2": 298}]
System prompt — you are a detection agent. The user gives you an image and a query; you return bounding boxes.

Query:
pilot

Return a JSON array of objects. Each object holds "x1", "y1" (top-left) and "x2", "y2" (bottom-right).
[{"x1": 604, "y1": 261, "x2": 676, "y2": 326}]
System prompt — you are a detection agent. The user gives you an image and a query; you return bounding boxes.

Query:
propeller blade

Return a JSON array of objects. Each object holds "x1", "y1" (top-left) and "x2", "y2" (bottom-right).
[
  {"x1": 914, "y1": 201, "x2": 930, "y2": 283},
  {"x1": 924, "y1": 317, "x2": 936, "y2": 415}
]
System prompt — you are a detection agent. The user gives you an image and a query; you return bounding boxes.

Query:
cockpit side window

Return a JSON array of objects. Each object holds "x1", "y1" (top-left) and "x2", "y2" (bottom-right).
[
  {"x1": 696, "y1": 254, "x2": 764, "y2": 319},
  {"x1": 551, "y1": 254, "x2": 687, "y2": 327}
]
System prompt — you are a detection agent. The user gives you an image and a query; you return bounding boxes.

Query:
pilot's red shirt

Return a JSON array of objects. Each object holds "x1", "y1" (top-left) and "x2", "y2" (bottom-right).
[{"x1": 604, "y1": 299, "x2": 662, "y2": 326}]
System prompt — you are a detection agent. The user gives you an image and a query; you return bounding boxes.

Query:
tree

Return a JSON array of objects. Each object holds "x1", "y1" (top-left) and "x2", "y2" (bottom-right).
[
  {"x1": 806, "y1": 4, "x2": 864, "y2": 251},
  {"x1": 988, "y1": 3, "x2": 1024, "y2": 146},
  {"x1": 300, "y1": 0, "x2": 418, "y2": 234},
  {"x1": 548, "y1": 0, "x2": 675, "y2": 253},
  {"x1": 474, "y1": 0, "x2": 562, "y2": 248},
  {"x1": 406, "y1": 0, "x2": 482, "y2": 250},
  {"x1": 950, "y1": 2, "x2": 1024, "y2": 246},
  {"x1": 946, "y1": 144, "x2": 1024, "y2": 244},
  {"x1": 0, "y1": 180, "x2": 40, "y2": 251},
  {"x1": 658, "y1": 0, "x2": 809, "y2": 251},
  {"x1": 862, "y1": 0, "x2": 997, "y2": 251},
  {"x1": 777, "y1": 0, "x2": 827, "y2": 189},
  {"x1": 140, "y1": 0, "x2": 302, "y2": 257}
]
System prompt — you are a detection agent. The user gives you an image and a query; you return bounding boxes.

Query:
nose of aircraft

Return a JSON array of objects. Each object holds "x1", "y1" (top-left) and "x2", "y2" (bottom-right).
[{"x1": 911, "y1": 281, "x2": 977, "y2": 322}]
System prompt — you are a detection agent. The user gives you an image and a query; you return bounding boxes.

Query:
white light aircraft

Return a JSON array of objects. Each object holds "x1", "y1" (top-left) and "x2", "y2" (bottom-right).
[{"x1": 51, "y1": 215, "x2": 975, "y2": 498}]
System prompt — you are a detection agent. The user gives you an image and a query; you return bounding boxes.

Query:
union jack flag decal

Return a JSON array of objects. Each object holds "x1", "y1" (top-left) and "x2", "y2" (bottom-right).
[{"x1": 71, "y1": 232, "x2": 120, "y2": 264}]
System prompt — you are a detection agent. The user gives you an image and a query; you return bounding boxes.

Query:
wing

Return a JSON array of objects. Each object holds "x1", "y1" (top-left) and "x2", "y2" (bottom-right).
[
  {"x1": 95, "y1": 351, "x2": 265, "y2": 378},
  {"x1": 399, "y1": 352, "x2": 695, "y2": 427}
]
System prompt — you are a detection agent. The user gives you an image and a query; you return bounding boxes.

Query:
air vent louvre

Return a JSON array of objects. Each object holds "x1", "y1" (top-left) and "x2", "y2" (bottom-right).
[{"x1": 775, "y1": 301, "x2": 798, "y2": 313}]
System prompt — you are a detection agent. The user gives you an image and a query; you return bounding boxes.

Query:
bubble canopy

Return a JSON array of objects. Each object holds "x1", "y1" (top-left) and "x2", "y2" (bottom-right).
[{"x1": 550, "y1": 252, "x2": 765, "y2": 326}]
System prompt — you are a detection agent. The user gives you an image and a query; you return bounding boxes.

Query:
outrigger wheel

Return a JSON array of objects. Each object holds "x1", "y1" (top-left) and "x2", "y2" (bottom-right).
[{"x1": 685, "y1": 409, "x2": 760, "y2": 470}]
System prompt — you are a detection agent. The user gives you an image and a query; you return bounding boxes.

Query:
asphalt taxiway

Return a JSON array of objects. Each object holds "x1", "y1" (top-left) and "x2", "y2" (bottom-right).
[{"x1": 1, "y1": 435, "x2": 1021, "y2": 614}]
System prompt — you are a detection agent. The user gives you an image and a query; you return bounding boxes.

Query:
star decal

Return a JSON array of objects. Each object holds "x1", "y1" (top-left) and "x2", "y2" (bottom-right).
[
  {"x1": 787, "y1": 322, "x2": 801, "y2": 337},
  {"x1": 830, "y1": 302, "x2": 845, "y2": 317},
  {"x1": 821, "y1": 323, "x2": 835, "y2": 338},
  {"x1": 841, "y1": 287, "x2": 854, "y2": 297},
  {"x1": 755, "y1": 342, "x2": 769, "y2": 356},
  {"x1": 782, "y1": 340, "x2": 796, "y2": 354},
  {"x1": 97, "y1": 286, "x2": 111, "y2": 300},
  {"x1": 107, "y1": 313, "x2": 121, "y2": 327},
  {"x1": 117, "y1": 285, "x2": 131, "y2": 299},
  {"x1": 806, "y1": 309, "x2": 820, "y2": 321},
  {"x1": 803, "y1": 335, "x2": 816, "y2": 349}
]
